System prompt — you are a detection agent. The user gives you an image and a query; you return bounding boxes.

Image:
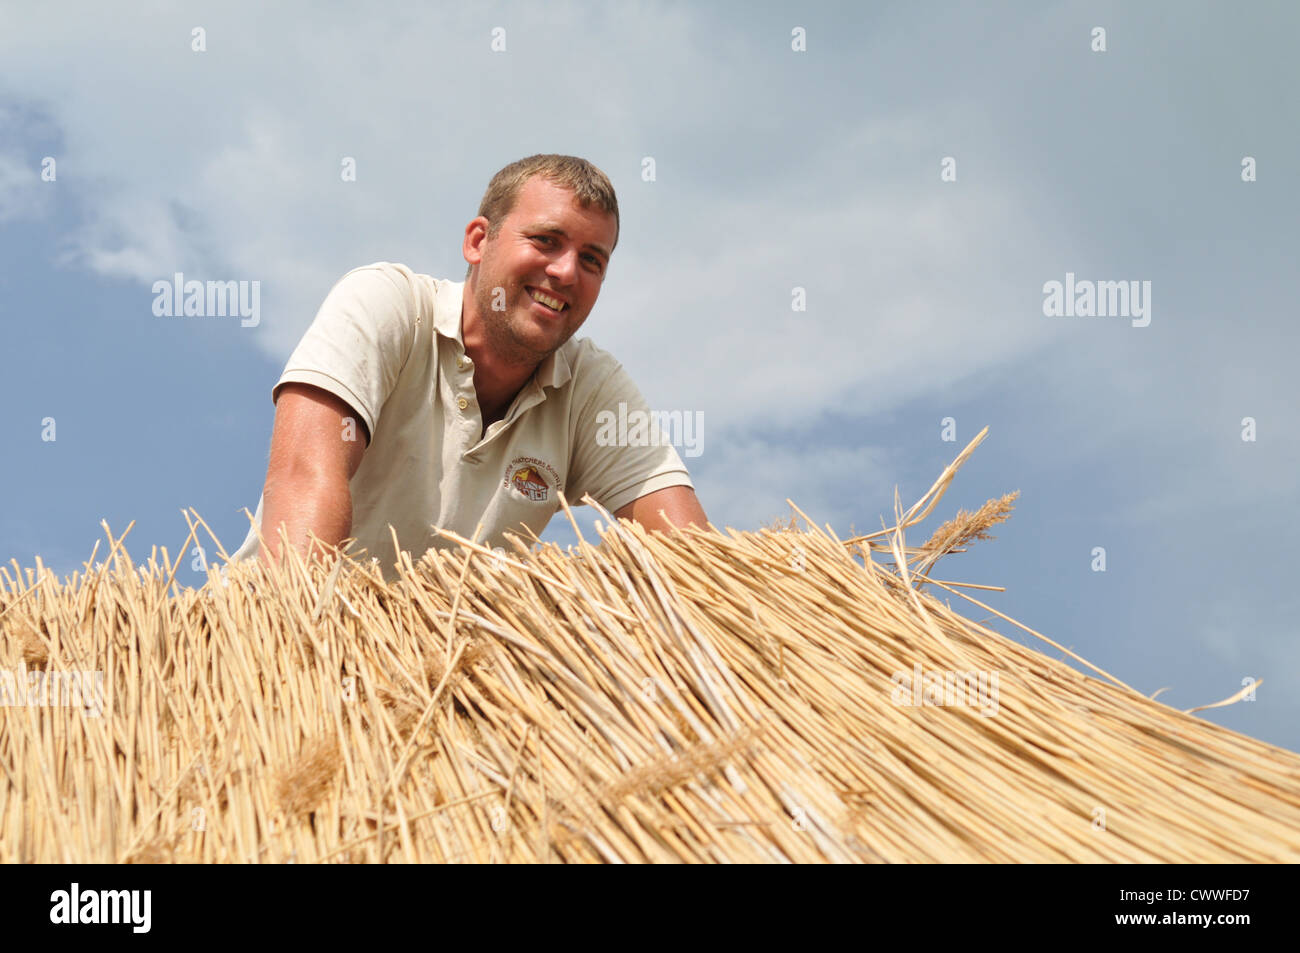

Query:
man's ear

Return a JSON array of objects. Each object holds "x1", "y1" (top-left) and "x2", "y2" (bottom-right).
[{"x1": 463, "y1": 216, "x2": 490, "y2": 268}]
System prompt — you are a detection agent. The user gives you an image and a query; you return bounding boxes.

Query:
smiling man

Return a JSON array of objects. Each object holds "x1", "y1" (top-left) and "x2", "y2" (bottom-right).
[{"x1": 229, "y1": 154, "x2": 708, "y2": 577}]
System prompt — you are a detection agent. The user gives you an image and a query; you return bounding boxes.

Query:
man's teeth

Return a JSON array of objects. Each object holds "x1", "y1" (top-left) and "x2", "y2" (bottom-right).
[{"x1": 530, "y1": 289, "x2": 566, "y2": 311}]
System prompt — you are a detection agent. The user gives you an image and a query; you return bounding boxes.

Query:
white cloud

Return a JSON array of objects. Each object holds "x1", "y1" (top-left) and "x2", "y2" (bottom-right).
[{"x1": 602, "y1": 177, "x2": 1069, "y2": 432}]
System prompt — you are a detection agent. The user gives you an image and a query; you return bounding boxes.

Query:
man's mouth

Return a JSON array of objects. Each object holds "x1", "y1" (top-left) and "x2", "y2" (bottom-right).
[{"x1": 526, "y1": 286, "x2": 567, "y2": 315}]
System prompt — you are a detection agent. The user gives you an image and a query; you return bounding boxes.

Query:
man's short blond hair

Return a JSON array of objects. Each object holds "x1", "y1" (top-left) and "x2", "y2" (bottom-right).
[{"x1": 467, "y1": 155, "x2": 619, "y2": 277}]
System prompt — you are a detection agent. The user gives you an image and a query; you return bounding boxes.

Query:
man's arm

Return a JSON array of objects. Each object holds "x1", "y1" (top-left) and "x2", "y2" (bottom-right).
[
  {"x1": 614, "y1": 485, "x2": 710, "y2": 534},
  {"x1": 258, "y1": 382, "x2": 368, "y2": 567}
]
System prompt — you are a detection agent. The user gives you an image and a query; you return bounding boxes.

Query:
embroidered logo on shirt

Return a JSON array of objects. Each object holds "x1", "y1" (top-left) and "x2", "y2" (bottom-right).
[{"x1": 504, "y1": 457, "x2": 562, "y2": 503}]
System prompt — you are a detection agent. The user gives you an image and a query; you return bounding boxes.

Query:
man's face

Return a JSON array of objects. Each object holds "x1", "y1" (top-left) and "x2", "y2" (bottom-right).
[{"x1": 466, "y1": 176, "x2": 616, "y2": 367}]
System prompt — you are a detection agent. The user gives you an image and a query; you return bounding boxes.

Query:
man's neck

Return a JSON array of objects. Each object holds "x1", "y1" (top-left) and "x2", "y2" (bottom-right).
[{"x1": 460, "y1": 280, "x2": 540, "y2": 423}]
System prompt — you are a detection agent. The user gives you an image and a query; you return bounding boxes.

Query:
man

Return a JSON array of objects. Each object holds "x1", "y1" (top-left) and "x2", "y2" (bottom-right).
[{"x1": 229, "y1": 154, "x2": 708, "y2": 577}]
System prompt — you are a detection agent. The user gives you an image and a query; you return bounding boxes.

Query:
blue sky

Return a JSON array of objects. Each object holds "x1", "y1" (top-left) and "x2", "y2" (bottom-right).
[{"x1": 2, "y1": 1, "x2": 1297, "y2": 752}]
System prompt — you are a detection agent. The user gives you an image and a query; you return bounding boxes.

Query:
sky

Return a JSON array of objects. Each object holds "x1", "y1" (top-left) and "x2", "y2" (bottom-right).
[{"x1": 2, "y1": 1, "x2": 1297, "y2": 752}]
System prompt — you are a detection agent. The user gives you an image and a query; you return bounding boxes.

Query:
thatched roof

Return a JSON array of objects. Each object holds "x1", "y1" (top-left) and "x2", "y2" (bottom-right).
[{"x1": 2, "y1": 430, "x2": 1297, "y2": 863}]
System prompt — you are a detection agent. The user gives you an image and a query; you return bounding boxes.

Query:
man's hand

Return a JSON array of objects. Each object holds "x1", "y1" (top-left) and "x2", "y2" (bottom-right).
[
  {"x1": 614, "y1": 485, "x2": 710, "y2": 534},
  {"x1": 258, "y1": 382, "x2": 368, "y2": 567}
]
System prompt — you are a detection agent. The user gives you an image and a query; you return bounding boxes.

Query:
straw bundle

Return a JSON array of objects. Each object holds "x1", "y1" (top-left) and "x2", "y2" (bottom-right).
[{"x1": 2, "y1": 430, "x2": 1297, "y2": 863}]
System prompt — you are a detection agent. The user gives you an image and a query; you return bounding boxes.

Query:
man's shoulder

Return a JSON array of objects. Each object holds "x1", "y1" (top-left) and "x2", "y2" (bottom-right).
[
  {"x1": 322, "y1": 262, "x2": 462, "y2": 339},
  {"x1": 333, "y1": 261, "x2": 459, "y2": 300}
]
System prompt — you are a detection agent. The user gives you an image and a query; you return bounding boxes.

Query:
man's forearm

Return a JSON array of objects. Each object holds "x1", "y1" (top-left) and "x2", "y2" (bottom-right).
[{"x1": 258, "y1": 473, "x2": 353, "y2": 567}]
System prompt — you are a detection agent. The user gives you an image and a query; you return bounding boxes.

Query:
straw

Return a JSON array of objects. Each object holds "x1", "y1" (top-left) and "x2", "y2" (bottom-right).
[{"x1": 1, "y1": 437, "x2": 1297, "y2": 863}]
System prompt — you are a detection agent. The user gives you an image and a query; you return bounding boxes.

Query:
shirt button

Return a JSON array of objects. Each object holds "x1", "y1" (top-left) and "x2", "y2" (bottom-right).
[
  {"x1": 457, "y1": 356, "x2": 467, "y2": 369},
  {"x1": 457, "y1": 396, "x2": 469, "y2": 410}
]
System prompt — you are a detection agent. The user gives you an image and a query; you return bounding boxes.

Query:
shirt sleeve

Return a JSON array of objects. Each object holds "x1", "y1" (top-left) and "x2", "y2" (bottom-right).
[
  {"x1": 566, "y1": 356, "x2": 695, "y2": 516},
  {"x1": 272, "y1": 262, "x2": 419, "y2": 442}
]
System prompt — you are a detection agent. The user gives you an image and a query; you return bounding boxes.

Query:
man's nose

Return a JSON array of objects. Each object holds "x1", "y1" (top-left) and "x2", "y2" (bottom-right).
[{"x1": 546, "y1": 248, "x2": 579, "y2": 284}]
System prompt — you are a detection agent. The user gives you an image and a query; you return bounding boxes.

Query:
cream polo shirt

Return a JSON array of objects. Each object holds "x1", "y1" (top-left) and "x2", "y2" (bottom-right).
[{"x1": 229, "y1": 262, "x2": 693, "y2": 577}]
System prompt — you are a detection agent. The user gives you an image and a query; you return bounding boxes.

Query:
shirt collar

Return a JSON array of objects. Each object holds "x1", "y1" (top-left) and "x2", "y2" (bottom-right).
[
  {"x1": 433, "y1": 278, "x2": 465, "y2": 341},
  {"x1": 436, "y1": 279, "x2": 574, "y2": 392},
  {"x1": 534, "y1": 342, "x2": 574, "y2": 390}
]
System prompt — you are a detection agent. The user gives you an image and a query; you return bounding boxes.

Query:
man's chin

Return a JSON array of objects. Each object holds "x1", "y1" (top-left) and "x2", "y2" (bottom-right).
[
  {"x1": 504, "y1": 326, "x2": 567, "y2": 366},
  {"x1": 516, "y1": 312, "x2": 571, "y2": 346}
]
